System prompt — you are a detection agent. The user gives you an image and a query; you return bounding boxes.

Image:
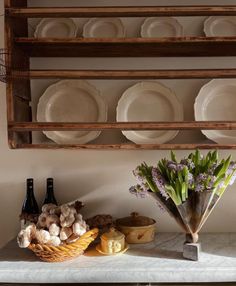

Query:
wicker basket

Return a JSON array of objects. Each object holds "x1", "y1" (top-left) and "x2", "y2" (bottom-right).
[{"x1": 28, "y1": 228, "x2": 99, "y2": 262}]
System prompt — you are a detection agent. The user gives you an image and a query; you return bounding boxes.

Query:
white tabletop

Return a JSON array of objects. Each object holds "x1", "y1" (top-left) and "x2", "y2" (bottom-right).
[{"x1": 0, "y1": 233, "x2": 236, "y2": 284}]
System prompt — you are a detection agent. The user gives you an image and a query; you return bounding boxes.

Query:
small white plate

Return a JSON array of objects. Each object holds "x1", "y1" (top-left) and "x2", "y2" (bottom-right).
[
  {"x1": 204, "y1": 16, "x2": 236, "y2": 37},
  {"x1": 37, "y1": 80, "x2": 108, "y2": 144},
  {"x1": 194, "y1": 79, "x2": 236, "y2": 144},
  {"x1": 116, "y1": 81, "x2": 184, "y2": 144},
  {"x1": 83, "y1": 18, "x2": 125, "y2": 38},
  {"x1": 34, "y1": 18, "x2": 77, "y2": 38},
  {"x1": 141, "y1": 17, "x2": 183, "y2": 38}
]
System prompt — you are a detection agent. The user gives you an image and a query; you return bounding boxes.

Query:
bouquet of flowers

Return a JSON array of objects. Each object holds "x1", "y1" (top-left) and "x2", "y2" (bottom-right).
[{"x1": 129, "y1": 150, "x2": 236, "y2": 243}]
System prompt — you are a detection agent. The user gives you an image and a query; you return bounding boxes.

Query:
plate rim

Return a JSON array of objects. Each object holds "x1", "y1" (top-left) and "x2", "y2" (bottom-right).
[
  {"x1": 116, "y1": 81, "x2": 184, "y2": 144},
  {"x1": 194, "y1": 79, "x2": 236, "y2": 143},
  {"x1": 37, "y1": 79, "x2": 108, "y2": 144},
  {"x1": 34, "y1": 18, "x2": 78, "y2": 38},
  {"x1": 82, "y1": 17, "x2": 126, "y2": 38},
  {"x1": 204, "y1": 16, "x2": 236, "y2": 37},
  {"x1": 140, "y1": 17, "x2": 184, "y2": 38}
]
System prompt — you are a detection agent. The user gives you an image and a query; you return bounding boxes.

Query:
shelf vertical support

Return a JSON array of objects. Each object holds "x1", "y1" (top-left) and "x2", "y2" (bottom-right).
[{"x1": 5, "y1": 0, "x2": 32, "y2": 148}]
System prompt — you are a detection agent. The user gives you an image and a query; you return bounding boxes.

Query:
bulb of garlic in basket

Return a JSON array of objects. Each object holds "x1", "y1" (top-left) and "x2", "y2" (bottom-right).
[
  {"x1": 35, "y1": 229, "x2": 51, "y2": 244},
  {"x1": 17, "y1": 224, "x2": 36, "y2": 248},
  {"x1": 72, "y1": 214, "x2": 88, "y2": 236}
]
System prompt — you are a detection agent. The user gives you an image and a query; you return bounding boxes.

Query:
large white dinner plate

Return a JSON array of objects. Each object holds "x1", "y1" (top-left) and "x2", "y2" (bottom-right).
[
  {"x1": 83, "y1": 18, "x2": 125, "y2": 38},
  {"x1": 34, "y1": 18, "x2": 77, "y2": 38},
  {"x1": 37, "y1": 80, "x2": 108, "y2": 144},
  {"x1": 204, "y1": 16, "x2": 236, "y2": 37},
  {"x1": 141, "y1": 17, "x2": 183, "y2": 38},
  {"x1": 194, "y1": 79, "x2": 236, "y2": 144},
  {"x1": 116, "y1": 81, "x2": 184, "y2": 144}
]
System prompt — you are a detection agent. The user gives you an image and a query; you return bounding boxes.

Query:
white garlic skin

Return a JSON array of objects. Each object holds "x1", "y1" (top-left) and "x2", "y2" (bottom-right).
[
  {"x1": 37, "y1": 213, "x2": 48, "y2": 228},
  {"x1": 49, "y1": 223, "x2": 60, "y2": 236},
  {"x1": 60, "y1": 227, "x2": 73, "y2": 241},
  {"x1": 48, "y1": 236, "x2": 61, "y2": 247},
  {"x1": 60, "y1": 213, "x2": 75, "y2": 228},
  {"x1": 42, "y1": 203, "x2": 57, "y2": 214},
  {"x1": 46, "y1": 214, "x2": 60, "y2": 229},
  {"x1": 72, "y1": 222, "x2": 86, "y2": 236},
  {"x1": 35, "y1": 229, "x2": 51, "y2": 244},
  {"x1": 17, "y1": 230, "x2": 31, "y2": 248}
]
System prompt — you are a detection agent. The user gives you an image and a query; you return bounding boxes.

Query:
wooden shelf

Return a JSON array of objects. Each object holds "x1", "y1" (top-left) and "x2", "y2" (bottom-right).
[
  {"x1": 15, "y1": 37, "x2": 236, "y2": 57},
  {"x1": 8, "y1": 122, "x2": 236, "y2": 132},
  {"x1": 13, "y1": 143, "x2": 236, "y2": 150},
  {"x1": 5, "y1": 1, "x2": 236, "y2": 150},
  {"x1": 10, "y1": 69, "x2": 236, "y2": 79},
  {"x1": 6, "y1": 6, "x2": 236, "y2": 18}
]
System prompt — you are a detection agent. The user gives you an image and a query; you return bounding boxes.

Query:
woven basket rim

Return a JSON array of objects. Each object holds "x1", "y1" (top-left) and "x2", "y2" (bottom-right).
[{"x1": 28, "y1": 227, "x2": 99, "y2": 250}]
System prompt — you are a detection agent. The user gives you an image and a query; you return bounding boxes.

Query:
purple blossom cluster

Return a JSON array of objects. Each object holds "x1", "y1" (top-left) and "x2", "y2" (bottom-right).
[
  {"x1": 152, "y1": 167, "x2": 169, "y2": 200},
  {"x1": 195, "y1": 173, "x2": 216, "y2": 192},
  {"x1": 180, "y1": 159, "x2": 195, "y2": 170},
  {"x1": 129, "y1": 151, "x2": 236, "y2": 206},
  {"x1": 129, "y1": 185, "x2": 148, "y2": 199},
  {"x1": 166, "y1": 161, "x2": 185, "y2": 172}
]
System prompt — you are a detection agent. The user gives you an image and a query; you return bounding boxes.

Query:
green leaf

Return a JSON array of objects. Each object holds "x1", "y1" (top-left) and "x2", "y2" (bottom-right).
[{"x1": 171, "y1": 151, "x2": 177, "y2": 163}]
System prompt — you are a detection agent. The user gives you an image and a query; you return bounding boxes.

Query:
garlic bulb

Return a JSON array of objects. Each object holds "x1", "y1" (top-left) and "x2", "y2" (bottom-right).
[
  {"x1": 46, "y1": 214, "x2": 60, "y2": 228},
  {"x1": 35, "y1": 229, "x2": 51, "y2": 244},
  {"x1": 17, "y1": 230, "x2": 31, "y2": 248},
  {"x1": 60, "y1": 227, "x2": 73, "y2": 241},
  {"x1": 48, "y1": 236, "x2": 61, "y2": 246},
  {"x1": 49, "y1": 223, "x2": 60, "y2": 236}
]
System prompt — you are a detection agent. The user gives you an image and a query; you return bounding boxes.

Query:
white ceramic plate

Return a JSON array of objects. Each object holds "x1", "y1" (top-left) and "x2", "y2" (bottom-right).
[
  {"x1": 37, "y1": 80, "x2": 108, "y2": 144},
  {"x1": 34, "y1": 18, "x2": 77, "y2": 38},
  {"x1": 116, "y1": 81, "x2": 183, "y2": 144},
  {"x1": 83, "y1": 18, "x2": 125, "y2": 38},
  {"x1": 204, "y1": 16, "x2": 236, "y2": 36},
  {"x1": 141, "y1": 17, "x2": 183, "y2": 38},
  {"x1": 194, "y1": 79, "x2": 236, "y2": 144}
]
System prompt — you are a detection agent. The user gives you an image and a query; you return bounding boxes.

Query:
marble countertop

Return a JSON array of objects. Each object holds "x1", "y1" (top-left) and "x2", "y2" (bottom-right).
[{"x1": 0, "y1": 233, "x2": 236, "y2": 284}]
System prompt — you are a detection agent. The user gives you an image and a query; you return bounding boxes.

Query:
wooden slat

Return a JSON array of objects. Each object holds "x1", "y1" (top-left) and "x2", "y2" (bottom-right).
[
  {"x1": 13, "y1": 143, "x2": 236, "y2": 150},
  {"x1": 5, "y1": 0, "x2": 31, "y2": 147},
  {"x1": 15, "y1": 37, "x2": 236, "y2": 57},
  {"x1": 6, "y1": 6, "x2": 236, "y2": 18},
  {"x1": 8, "y1": 122, "x2": 236, "y2": 131},
  {"x1": 10, "y1": 69, "x2": 236, "y2": 79}
]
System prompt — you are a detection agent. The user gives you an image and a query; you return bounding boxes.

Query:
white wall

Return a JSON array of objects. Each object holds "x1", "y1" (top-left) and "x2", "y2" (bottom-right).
[{"x1": 1, "y1": 0, "x2": 236, "y2": 248}]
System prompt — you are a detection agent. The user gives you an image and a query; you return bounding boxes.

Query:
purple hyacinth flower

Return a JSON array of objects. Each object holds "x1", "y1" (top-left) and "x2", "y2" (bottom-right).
[
  {"x1": 129, "y1": 185, "x2": 148, "y2": 199},
  {"x1": 152, "y1": 167, "x2": 169, "y2": 200}
]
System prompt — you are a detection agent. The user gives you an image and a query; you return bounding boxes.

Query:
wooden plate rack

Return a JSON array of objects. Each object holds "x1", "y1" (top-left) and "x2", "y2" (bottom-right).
[{"x1": 4, "y1": 1, "x2": 236, "y2": 150}]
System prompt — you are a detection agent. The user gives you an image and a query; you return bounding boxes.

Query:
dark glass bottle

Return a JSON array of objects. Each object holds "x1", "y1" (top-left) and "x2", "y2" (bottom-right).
[
  {"x1": 22, "y1": 178, "x2": 39, "y2": 215},
  {"x1": 43, "y1": 178, "x2": 58, "y2": 205},
  {"x1": 20, "y1": 178, "x2": 39, "y2": 228}
]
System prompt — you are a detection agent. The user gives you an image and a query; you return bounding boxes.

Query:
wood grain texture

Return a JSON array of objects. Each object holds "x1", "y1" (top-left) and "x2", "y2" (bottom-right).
[
  {"x1": 6, "y1": 6, "x2": 236, "y2": 18},
  {"x1": 10, "y1": 69, "x2": 236, "y2": 79},
  {"x1": 13, "y1": 143, "x2": 236, "y2": 150},
  {"x1": 8, "y1": 122, "x2": 236, "y2": 131},
  {"x1": 4, "y1": 0, "x2": 31, "y2": 147},
  {"x1": 15, "y1": 37, "x2": 236, "y2": 57}
]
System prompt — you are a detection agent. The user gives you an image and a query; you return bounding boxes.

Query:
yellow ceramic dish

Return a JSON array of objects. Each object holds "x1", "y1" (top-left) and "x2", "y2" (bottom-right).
[
  {"x1": 96, "y1": 243, "x2": 129, "y2": 256},
  {"x1": 116, "y1": 212, "x2": 156, "y2": 244}
]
